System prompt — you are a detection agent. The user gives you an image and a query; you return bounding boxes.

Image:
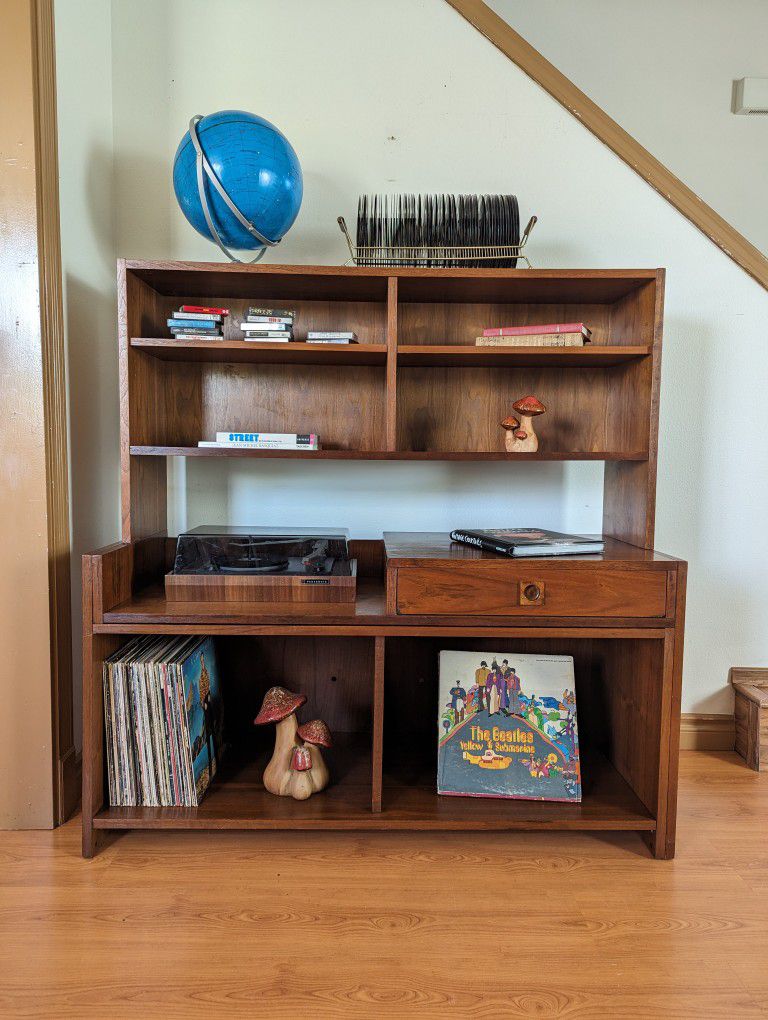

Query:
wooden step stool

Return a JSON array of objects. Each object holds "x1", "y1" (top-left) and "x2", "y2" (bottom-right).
[{"x1": 731, "y1": 668, "x2": 768, "y2": 771}]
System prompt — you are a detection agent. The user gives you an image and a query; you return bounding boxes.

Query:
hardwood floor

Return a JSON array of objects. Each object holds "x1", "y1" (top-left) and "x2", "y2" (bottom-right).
[{"x1": 0, "y1": 751, "x2": 766, "y2": 1018}]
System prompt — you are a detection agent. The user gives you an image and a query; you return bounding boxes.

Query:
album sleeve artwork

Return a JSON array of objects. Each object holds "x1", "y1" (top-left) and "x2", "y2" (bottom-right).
[{"x1": 437, "y1": 651, "x2": 581, "y2": 802}]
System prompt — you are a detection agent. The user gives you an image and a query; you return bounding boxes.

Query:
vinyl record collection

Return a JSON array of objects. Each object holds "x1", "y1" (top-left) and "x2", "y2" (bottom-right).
[
  {"x1": 103, "y1": 636, "x2": 224, "y2": 807},
  {"x1": 354, "y1": 193, "x2": 521, "y2": 267}
]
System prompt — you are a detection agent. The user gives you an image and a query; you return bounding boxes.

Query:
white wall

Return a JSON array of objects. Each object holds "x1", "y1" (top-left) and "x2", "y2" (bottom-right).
[
  {"x1": 489, "y1": 0, "x2": 768, "y2": 255},
  {"x1": 57, "y1": 0, "x2": 768, "y2": 719},
  {"x1": 55, "y1": 0, "x2": 119, "y2": 741}
]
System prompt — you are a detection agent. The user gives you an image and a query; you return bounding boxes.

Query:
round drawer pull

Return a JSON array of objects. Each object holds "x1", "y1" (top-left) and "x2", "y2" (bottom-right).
[{"x1": 519, "y1": 580, "x2": 545, "y2": 606}]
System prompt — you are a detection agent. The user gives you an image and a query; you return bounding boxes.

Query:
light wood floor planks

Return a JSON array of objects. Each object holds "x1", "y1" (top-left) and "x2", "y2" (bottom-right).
[{"x1": 0, "y1": 751, "x2": 766, "y2": 1018}]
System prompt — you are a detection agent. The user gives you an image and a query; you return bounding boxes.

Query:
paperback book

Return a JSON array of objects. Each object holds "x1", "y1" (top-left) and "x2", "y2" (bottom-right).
[
  {"x1": 307, "y1": 331, "x2": 358, "y2": 341},
  {"x1": 181, "y1": 304, "x2": 229, "y2": 315},
  {"x1": 198, "y1": 431, "x2": 321, "y2": 450},
  {"x1": 475, "y1": 332, "x2": 586, "y2": 348},
  {"x1": 450, "y1": 528, "x2": 604, "y2": 557},
  {"x1": 306, "y1": 338, "x2": 359, "y2": 345},
  {"x1": 173, "y1": 311, "x2": 223, "y2": 323},
  {"x1": 242, "y1": 332, "x2": 294, "y2": 341},
  {"x1": 482, "y1": 322, "x2": 592, "y2": 340},
  {"x1": 239, "y1": 322, "x2": 292, "y2": 331},
  {"x1": 215, "y1": 431, "x2": 318, "y2": 445},
  {"x1": 437, "y1": 650, "x2": 581, "y2": 802},
  {"x1": 171, "y1": 327, "x2": 222, "y2": 337},
  {"x1": 246, "y1": 315, "x2": 294, "y2": 325},
  {"x1": 198, "y1": 441, "x2": 321, "y2": 450},
  {"x1": 248, "y1": 306, "x2": 296, "y2": 318},
  {"x1": 168, "y1": 317, "x2": 223, "y2": 332}
]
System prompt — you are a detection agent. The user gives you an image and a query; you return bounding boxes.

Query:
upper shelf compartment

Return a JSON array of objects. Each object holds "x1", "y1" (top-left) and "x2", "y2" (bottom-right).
[
  {"x1": 124, "y1": 262, "x2": 391, "y2": 301},
  {"x1": 393, "y1": 268, "x2": 659, "y2": 304},
  {"x1": 397, "y1": 344, "x2": 650, "y2": 367}
]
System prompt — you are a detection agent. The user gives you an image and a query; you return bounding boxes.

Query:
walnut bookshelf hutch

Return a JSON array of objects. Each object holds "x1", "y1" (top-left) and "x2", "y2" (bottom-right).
[{"x1": 82, "y1": 261, "x2": 686, "y2": 858}]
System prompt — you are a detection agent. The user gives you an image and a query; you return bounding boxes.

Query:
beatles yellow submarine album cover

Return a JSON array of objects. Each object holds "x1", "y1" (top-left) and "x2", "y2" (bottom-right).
[{"x1": 437, "y1": 651, "x2": 581, "y2": 802}]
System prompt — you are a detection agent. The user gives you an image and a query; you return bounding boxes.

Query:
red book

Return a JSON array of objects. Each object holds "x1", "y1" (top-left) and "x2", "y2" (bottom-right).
[
  {"x1": 180, "y1": 304, "x2": 230, "y2": 316},
  {"x1": 482, "y1": 322, "x2": 591, "y2": 338}
]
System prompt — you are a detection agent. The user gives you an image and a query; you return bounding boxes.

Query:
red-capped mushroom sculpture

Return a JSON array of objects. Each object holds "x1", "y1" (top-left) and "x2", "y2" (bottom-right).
[
  {"x1": 296, "y1": 719, "x2": 332, "y2": 796},
  {"x1": 253, "y1": 686, "x2": 307, "y2": 796},
  {"x1": 504, "y1": 395, "x2": 547, "y2": 453},
  {"x1": 499, "y1": 415, "x2": 521, "y2": 453}
]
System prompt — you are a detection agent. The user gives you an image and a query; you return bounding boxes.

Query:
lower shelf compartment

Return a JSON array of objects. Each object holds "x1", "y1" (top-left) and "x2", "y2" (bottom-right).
[
  {"x1": 95, "y1": 743, "x2": 373, "y2": 830},
  {"x1": 93, "y1": 747, "x2": 655, "y2": 832},
  {"x1": 380, "y1": 752, "x2": 654, "y2": 830}
]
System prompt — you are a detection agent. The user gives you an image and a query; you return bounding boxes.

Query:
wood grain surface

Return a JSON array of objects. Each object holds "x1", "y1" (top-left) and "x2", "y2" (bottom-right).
[
  {"x1": 130, "y1": 339, "x2": 389, "y2": 365},
  {"x1": 2, "y1": 751, "x2": 767, "y2": 1019},
  {"x1": 393, "y1": 562, "x2": 668, "y2": 617},
  {"x1": 164, "y1": 564, "x2": 357, "y2": 604},
  {"x1": 123, "y1": 260, "x2": 658, "y2": 302},
  {"x1": 129, "y1": 446, "x2": 646, "y2": 461},
  {"x1": 396, "y1": 344, "x2": 650, "y2": 367},
  {"x1": 118, "y1": 264, "x2": 663, "y2": 548}
]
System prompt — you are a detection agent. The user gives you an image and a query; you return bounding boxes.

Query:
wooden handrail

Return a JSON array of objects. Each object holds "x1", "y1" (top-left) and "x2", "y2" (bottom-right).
[{"x1": 445, "y1": 0, "x2": 768, "y2": 291}]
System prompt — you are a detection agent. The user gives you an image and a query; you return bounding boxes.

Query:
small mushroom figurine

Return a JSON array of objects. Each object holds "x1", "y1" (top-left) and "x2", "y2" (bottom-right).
[
  {"x1": 253, "y1": 686, "x2": 307, "y2": 796},
  {"x1": 500, "y1": 415, "x2": 521, "y2": 453},
  {"x1": 503, "y1": 395, "x2": 547, "y2": 452},
  {"x1": 296, "y1": 719, "x2": 332, "y2": 794},
  {"x1": 287, "y1": 744, "x2": 314, "y2": 801}
]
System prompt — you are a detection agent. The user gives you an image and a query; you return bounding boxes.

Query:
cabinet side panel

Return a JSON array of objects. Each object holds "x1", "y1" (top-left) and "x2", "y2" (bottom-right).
[
  {"x1": 386, "y1": 278, "x2": 398, "y2": 450},
  {"x1": 81, "y1": 556, "x2": 122, "y2": 856},
  {"x1": 604, "y1": 274, "x2": 664, "y2": 547},
  {"x1": 585, "y1": 637, "x2": 665, "y2": 817},
  {"x1": 119, "y1": 264, "x2": 168, "y2": 541},
  {"x1": 656, "y1": 563, "x2": 686, "y2": 858}
]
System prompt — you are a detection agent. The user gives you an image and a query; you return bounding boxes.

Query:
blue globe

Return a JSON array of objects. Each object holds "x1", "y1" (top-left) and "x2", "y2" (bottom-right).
[{"x1": 173, "y1": 110, "x2": 303, "y2": 252}]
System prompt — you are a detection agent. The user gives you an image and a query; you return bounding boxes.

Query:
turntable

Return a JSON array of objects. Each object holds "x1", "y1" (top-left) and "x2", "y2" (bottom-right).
[{"x1": 165, "y1": 526, "x2": 356, "y2": 604}]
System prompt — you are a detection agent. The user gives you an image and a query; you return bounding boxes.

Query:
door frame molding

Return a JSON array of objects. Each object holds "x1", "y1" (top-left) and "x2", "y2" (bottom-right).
[{"x1": 32, "y1": 0, "x2": 77, "y2": 824}]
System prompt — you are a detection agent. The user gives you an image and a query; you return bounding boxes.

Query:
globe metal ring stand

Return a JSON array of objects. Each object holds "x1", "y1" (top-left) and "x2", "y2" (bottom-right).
[{"x1": 189, "y1": 114, "x2": 280, "y2": 265}]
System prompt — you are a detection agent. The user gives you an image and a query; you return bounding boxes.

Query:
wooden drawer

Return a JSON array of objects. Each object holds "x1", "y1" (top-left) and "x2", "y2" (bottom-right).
[{"x1": 392, "y1": 562, "x2": 669, "y2": 617}]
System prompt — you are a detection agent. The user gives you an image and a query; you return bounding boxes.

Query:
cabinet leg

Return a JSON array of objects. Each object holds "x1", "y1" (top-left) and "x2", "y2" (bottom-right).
[
  {"x1": 644, "y1": 829, "x2": 675, "y2": 860},
  {"x1": 82, "y1": 817, "x2": 100, "y2": 858}
]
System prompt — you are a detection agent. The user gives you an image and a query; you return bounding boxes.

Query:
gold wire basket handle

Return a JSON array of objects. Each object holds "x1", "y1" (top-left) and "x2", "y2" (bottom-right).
[{"x1": 336, "y1": 215, "x2": 537, "y2": 268}]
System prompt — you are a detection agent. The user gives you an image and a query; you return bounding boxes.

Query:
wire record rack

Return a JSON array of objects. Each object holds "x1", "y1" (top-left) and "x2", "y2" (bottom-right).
[{"x1": 338, "y1": 193, "x2": 536, "y2": 268}]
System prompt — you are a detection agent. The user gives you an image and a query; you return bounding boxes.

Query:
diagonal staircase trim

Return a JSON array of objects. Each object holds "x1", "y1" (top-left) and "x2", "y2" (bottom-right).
[{"x1": 445, "y1": 0, "x2": 768, "y2": 290}]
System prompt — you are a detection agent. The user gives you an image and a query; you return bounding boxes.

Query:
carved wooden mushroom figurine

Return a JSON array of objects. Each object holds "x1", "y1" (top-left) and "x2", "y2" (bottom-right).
[
  {"x1": 253, "y1": 686, "x2": 307, "y2": 796},
  {"x1": 500, "y1": 415, "x2": 521, "y2": 453},
  {"x1": 511, "y1": 395, "x2": 547, "y2": 452},
  {"x1": 296, "y1": 719, "x2": 332, "y2": 794}
]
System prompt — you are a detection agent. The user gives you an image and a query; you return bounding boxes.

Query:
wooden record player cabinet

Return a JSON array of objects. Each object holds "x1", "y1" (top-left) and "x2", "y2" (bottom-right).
[{"x1": 81, "y1": 262, "x2": 686, "y2": 858}]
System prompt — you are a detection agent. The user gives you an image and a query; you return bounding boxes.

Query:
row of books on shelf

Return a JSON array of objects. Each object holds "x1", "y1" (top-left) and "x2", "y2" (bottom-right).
[
  {"x1": 103, "y1": 636, "x2": 224, "y2": 807},
  {"x1": 165, "y1": 307, "x2": 591, "y2": 348},
  {"x1": 167, "y1": 304, "x2": 359, "y2": 344}
]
